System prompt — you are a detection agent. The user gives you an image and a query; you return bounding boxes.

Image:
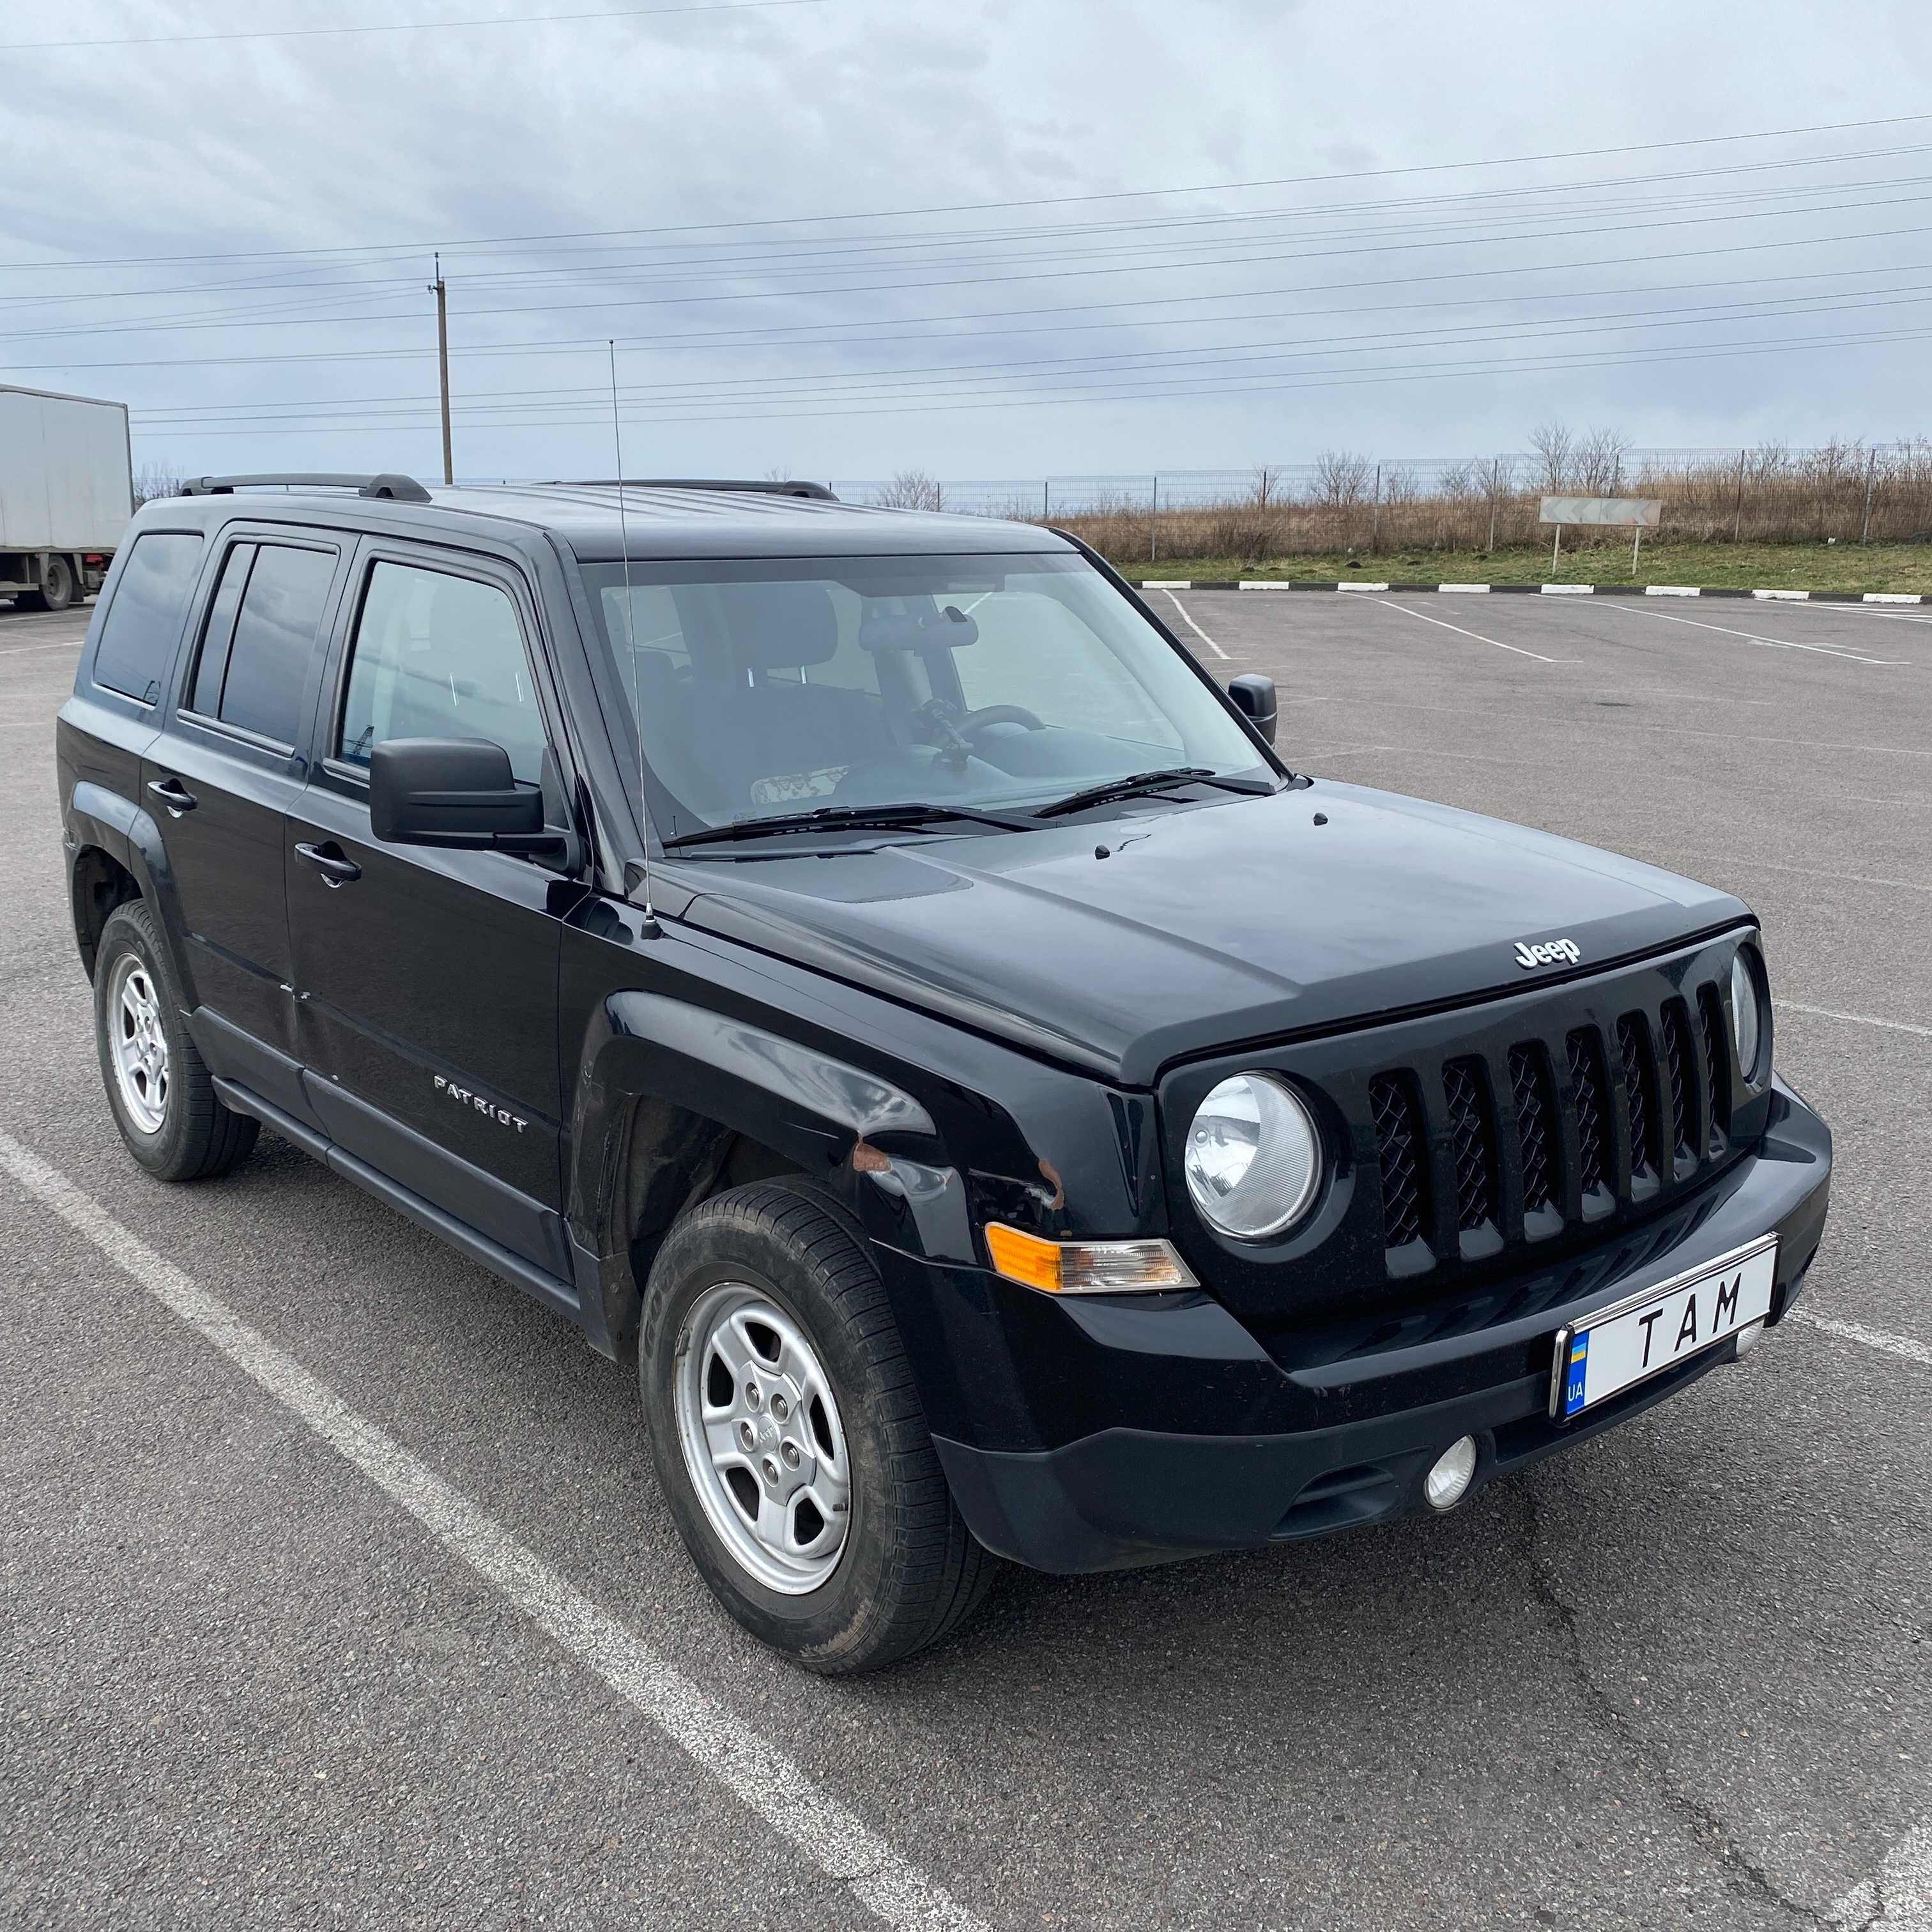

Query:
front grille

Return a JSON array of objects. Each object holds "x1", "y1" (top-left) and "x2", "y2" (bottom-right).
[
  {"x1": 1566, "y1": 1029, "x2": 1609, "y2": 1197},
  {"x1": 1618, "y1": 1014, "x2": 1659, "y2": 1181},
  {"x1": 1364, "y1": 958, "x2": 1749, "y2": 1273},
  {"x1": 1369, "y1": 1073, "x2": 1428, "y2": 1248},
  {"x1": 1509, "y1": 1045, "x2": 1556, "y2": 1213},
  {"x1": 1698, "y1": 986, "x2": 1731, "y2": 1150},
  {"x1": 1442, "y1": 1057, "x2": 1498, "y2": 1232},
  {"x1": 1659, "y1": 999, "x2": 1698, "y2": 1164}
]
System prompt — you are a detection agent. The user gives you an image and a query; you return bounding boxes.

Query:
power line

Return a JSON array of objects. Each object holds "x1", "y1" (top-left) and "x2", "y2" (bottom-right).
[
  {"x1": 132, "y1": 286, "x2": 1932, "y2": 427},
  {"x1": 4, "y1": 109, "x2": 1931, "y2": 271},
  {"x1": 9, "y1": 184, "x2": 1929, "y2": 346},
  {"x1": 126, "y1": 282, "x2": 1932, "y2": 425},
  {"x1": 126, "y1": 322, "x2": 1932, "y2": 438},
  {"x1": 12, "y1": 0, "x2": 824, "y2": 52},
  {"x1": 17, "y1": 220, "x2": 1932, "y2": 377},
  {"x1": 8, "y1": 139, "x2": 1929, "y2": 309}
]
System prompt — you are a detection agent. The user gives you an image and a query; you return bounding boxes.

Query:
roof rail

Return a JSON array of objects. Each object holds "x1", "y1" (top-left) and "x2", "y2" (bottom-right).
[
  {"x1": 180, "y1": 472, "x2": 433, "y2": 503},
  {"x1": 556, "y1": 477, "x2": 839, "y2": 502}
]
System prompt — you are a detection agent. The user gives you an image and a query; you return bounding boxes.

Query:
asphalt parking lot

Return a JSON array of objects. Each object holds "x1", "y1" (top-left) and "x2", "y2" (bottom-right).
[{"x1": 1, "y1": 590, "x2": 1926, "y2": 1931}]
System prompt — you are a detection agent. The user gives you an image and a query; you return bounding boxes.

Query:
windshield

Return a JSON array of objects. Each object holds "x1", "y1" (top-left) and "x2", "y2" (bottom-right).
[{"x1": 580, "y1": 552, "x2": 1272, "y2": 841}]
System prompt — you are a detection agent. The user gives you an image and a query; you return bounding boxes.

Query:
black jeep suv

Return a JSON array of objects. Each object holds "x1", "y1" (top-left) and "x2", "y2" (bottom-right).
[{"x1": 56, "y1": 473, "x2": 1832, "y2": 1673}]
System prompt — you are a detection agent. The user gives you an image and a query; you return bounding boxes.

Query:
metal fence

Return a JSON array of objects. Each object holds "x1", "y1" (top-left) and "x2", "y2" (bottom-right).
[{"x1": 829, "y1": 442, "x2": 1932, "y2": 555}]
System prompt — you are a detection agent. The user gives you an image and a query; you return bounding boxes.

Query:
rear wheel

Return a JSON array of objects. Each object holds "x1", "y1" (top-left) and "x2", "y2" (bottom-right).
[
  {"x1": 93, "y1": 901, "x2": 259, "y2": 1181},
  {"x1": 639, "y1": 1181, "x2": 995, "y2": 1674},
  {"x1": 17, "y1": 555, "x2": 73, "y2": 613}
]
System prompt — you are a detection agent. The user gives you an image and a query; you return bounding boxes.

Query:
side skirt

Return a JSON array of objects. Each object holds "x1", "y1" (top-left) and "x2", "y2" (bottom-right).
[{"x1": 210, "y1": 1076, "x2": 582, "y2": 1326}]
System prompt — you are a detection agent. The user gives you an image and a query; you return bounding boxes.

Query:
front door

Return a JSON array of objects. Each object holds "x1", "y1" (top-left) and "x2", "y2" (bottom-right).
[
  {"x1": 286, "y1": 544, "x2": 575, "y2": 1278},
  {"x1": 143, "y1": 530, "x2": 346, "y2": 1077}
]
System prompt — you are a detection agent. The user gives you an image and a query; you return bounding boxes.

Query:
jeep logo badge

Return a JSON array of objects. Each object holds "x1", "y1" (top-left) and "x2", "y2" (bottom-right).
[{"x1": 1515, "y1": 938, "x2": 1581, "y2": 970}]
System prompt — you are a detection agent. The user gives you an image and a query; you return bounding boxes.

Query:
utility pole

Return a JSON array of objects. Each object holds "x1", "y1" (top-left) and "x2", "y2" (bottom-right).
[
  {"x1": 1150, "y1": 475, "x2": 1159, "y2": 563},
  {"x1": 1860, "y1": 446, "x2": 1879, "y2": 544},
  {"x1": 430, "y1": 252, "x2": 453, "y2": 486}
]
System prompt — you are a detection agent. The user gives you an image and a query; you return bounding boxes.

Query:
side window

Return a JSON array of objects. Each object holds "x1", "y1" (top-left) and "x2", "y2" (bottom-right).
[
  {"x1": 339, "y1": 561, "x2": 546, "y2": 785},
  {"x1": 188, "y1": 542, "x2": 255, "y2": 717},
  {"x1": 186, "y1": 541, "x2": 337, "y2": 746},
  {"x1": 91, "y1": 532, "x2": 205, "y2": 703}
]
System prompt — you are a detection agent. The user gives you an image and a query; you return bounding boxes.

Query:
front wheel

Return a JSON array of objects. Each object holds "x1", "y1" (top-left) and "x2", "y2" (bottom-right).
[{"x1": 639, "y1": 1182, "x2": 995, "y2": 1674}]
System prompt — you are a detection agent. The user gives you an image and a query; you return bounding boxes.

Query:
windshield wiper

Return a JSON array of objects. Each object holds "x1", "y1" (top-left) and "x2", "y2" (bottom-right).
[
  {"x1": 661, "y1": 801, "x2": 1039, "y2": 851},
  {"x1": 1032, "y1": 767, "x2": 1277, "y2": 820}
]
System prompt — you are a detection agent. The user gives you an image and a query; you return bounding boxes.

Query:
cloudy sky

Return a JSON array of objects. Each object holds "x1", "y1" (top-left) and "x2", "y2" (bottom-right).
[{"x1": 3, "y1": 0, "x2": 1928, "y2": 494}]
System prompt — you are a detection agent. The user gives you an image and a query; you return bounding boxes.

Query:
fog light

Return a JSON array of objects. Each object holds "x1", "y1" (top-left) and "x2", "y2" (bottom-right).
[{"x1": 1425, "y1": 1436, "x2": 1479, "y2": 1511}]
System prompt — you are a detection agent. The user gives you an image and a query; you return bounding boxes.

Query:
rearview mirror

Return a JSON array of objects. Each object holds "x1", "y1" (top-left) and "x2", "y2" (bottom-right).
[
  {"x1": 1227, "y1": 673, "x2": 1278, "y2": 746},
  {"x1": 368, "y1": 738, "x2": 560, "y2": 852}
]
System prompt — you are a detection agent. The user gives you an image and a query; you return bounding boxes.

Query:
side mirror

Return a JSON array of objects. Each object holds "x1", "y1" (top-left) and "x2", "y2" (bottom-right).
[
  {"x1": 1227, "y1": 673, "x2": 1278, "y2": 746},
  {"x1": 368, "y1": 738, "x2": 559, "y2": 852}
]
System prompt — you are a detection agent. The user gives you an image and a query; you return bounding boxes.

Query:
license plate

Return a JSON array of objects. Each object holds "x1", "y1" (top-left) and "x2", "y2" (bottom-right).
[{"x1": 1549, "y1": 1234, "x2": 1779, "y2": 1420}]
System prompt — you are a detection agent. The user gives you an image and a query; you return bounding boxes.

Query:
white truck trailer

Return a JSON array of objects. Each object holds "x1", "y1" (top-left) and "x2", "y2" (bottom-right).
[{"x1": 0, "y1": 385, "x2": 132, "y2": 611}]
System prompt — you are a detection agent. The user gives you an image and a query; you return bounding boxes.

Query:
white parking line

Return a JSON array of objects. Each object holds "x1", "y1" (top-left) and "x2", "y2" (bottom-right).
[
  {"x1": 1159, "y1": 589, "x2": 1229, "y2": 660},
  {"x1": 0, "y1": 1128, "x2": 988, "y2": 1932},
  {"x1": 1791, "y1": 1310, "x2": 1932, "y2": 1370},
  {"x1": 0, "y1": 640, "x2": 85, "y2": 657},
  {"x1": 1830, "y1": 1820, "x2": 1932, "y2": 1928},
  {"x1": 1370, "y1": 597, "x2": 1558, "y2": 662},
  {"x1": 1591, "y1": 601, "x2": 1901, "y2": 665},
  {"x1": 1779, "y1": 1000, "x2": 1932, "y2": 1039}
]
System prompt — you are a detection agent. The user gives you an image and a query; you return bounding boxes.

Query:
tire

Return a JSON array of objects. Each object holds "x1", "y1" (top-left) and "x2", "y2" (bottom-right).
[
  {"x1": 640, "y1": 1181, "x2": 996, "y2": 1675},
  {"x1": 93, "y1": 900, "x2": 259, "y2": 1182},
  {"x1": 18, "y1": 556, "x2": 73, "y2": 614}
]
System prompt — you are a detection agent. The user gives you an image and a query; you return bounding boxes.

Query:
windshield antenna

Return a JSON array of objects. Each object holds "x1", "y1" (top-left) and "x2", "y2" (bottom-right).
[{"x1": 609, "y1": 339, "x2": 661, "y2": 939}]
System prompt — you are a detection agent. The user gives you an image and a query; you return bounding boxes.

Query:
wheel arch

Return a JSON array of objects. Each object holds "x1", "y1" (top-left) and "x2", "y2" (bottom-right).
[
  {"x1": 569, "y1": 988, "x2": 963, "y2": 1359},
  {"x1": 66, "y1": 783, "x2": 176, "y2": 984}
]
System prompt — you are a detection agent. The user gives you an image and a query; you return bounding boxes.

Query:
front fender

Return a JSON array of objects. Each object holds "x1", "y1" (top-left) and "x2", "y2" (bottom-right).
[{"x1": 560, "y1": 912, "x2": 1169, "y2": 1378}]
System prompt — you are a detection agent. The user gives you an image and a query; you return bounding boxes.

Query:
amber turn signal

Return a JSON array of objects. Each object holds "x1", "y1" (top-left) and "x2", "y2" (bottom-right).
[{"x1": 983, "y1": 1223, "x2": 1198, "y2": 1295}]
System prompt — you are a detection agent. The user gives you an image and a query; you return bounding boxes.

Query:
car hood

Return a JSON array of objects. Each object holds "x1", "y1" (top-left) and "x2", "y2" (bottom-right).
[{"x1": 679, "y1": 781, "x2": 1749, "y2": 1085}]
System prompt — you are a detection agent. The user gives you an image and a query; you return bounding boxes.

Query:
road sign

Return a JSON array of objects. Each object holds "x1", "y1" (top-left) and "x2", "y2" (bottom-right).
[{"x1": 1538, "y1": 496, "x2": 1663, "y2": 528}]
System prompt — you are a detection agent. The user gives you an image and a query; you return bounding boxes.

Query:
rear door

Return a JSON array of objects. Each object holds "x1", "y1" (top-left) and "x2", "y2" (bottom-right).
[
  {"x1": 142, "y1": 526, "x2": 346, "y2": 1102},
  {"x1": 286, "y1": 540, "x2": 577, "y2": 1279}
]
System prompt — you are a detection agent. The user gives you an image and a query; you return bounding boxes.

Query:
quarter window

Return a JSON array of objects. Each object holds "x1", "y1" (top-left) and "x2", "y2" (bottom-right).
[
  {"x1": 339, "y1": 561, "x2": 546, "y2": 785},
  {"x1": 91, "y1": 532, "x2": 205, "y2": 703},
  {"x1": 188, "y1": 541, "x2": 337, "y2": 746}
]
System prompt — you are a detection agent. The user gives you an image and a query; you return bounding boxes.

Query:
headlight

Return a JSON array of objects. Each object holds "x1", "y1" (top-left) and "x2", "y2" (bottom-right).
[
  {"x1": 1731, "y1": 946, "x2": 1768, "y2": 1085},
  {"x1": 1184, "y1": 1073, "x2": 1322, "y2": 1240}
]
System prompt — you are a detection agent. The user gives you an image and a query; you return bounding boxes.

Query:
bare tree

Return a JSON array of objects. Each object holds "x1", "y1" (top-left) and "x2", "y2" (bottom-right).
[
  {"x1": 1529, "y1": 422, "x2": 1574, "y2": 495},
  {"x1": 1249, "y1": 464, "x2": 1284, "y2": 510},
  {"x1": 132, "y1": 462, "x2": 183, "y2": 508},
  {"x1": 876, "y1": 469, "x2": 945, "y2": 512},
  {"x1": 1312, "y1": 449, "x2": 1373, "y2": 509},
  {"x1": 1576, "y1": 426, "x2": 1633, "y2": 496}
]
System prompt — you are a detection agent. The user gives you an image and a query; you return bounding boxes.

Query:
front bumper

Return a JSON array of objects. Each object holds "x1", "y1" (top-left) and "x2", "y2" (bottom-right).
[{"x1": 915, "y1": 1079, "x2": 1830, "y2": 1574}]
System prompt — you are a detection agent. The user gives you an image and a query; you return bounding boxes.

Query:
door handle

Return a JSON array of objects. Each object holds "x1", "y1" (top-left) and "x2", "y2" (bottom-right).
[
  {"x1": 147, "y1": 777, "x2": 197, "y2": 816},
  {"x1": 295, "y1": 841, "x2": 362, "y2": 889}
]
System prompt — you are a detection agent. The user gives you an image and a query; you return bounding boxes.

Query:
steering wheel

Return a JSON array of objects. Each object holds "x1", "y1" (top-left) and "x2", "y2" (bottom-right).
[{"x1": 957, "y1": 704, "x2": 1046, "y2": 739}]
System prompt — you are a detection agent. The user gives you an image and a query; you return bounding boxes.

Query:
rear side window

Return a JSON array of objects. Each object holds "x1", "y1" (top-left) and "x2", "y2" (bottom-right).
[
  {"x1": 338, "y1": 561, "x2": 546, "y2": 784},
  {"x1": 91, "y1": 532, "x2": 205, "y2": 703},
  {"x1": 188, "y1": 541, "x2": 337, "y2": 746}
]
